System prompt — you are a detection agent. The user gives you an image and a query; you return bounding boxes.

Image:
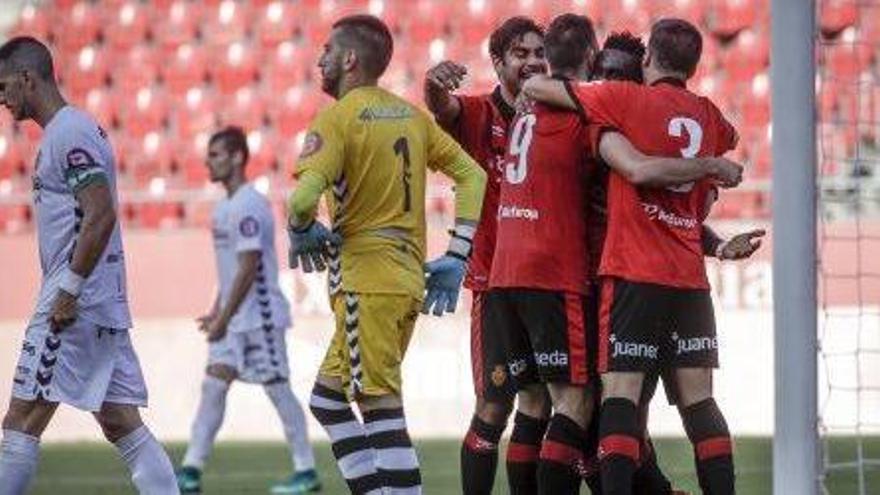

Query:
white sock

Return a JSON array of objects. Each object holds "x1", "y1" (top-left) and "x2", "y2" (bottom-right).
[
  {"x1": 265, "y1": 381, "x2": 316, "y2": 472},
  {"x1": 363, "y1": 408, "x2": 421, "y2": 494},
  {"x1": 114, "y1": 425, "x2": 179, "y2": 495},
  {"x1": 182, "y1": 375, "x2": 230, "y2": 469},
  {"x1": 0, "y1": 429, "x2": 40, "y2": 495}
]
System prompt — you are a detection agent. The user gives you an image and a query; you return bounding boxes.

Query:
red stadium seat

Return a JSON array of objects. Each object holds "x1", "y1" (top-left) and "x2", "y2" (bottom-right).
[
  {"x1": 10, "y1": 4, "x2": 50, "y2": 40},
  {"x1": 221, "y1": 87, "x2": 268, "y2": 131},
  {"x1": 707, "y1": 0, "x2": 761, "y2": 37},
  {"x1": 170, "y1": 86, "x2": 219, "y2": 140},
  {"x1": 603, "y1": 0, "x2": 652, "y2": 34},
  {"x1": 821, "y1": 29, "x2": 873, "y2": 82},
  {"x1": 647, "y1": 0, "x2": 706, "y2": 24},
  {"x1": 53, "y1": 2, "x2": 101, "y2": 51},
  {"x1": 255, "y1": 1, "x2": 298, "y2": 48},
  {"x1": 202, "y1": 0, "x2": 253, "y2": 47},
  {"x1": 261, "y1": 41, "x2": 313, "y2": 94},
  {"x1": 820, "y1": 0, "x2": 858, "y2": 35},
  {"x1": 0, "y1": 132, "x2": 25, "y2": 180},
  {"x1": 407, "y1": 0, "x2": 452, "y2": 44},
  {"x1": 720, "y1": 29, "x2": 769, "y2": 83},
  {"x1": 741, "y1": 73, "x2": 770, "y2": 128},
  {"x1": 210, "y1": 42, "x2": 259, "y2": 95},
  {"x1": 177, "y1": 133, "x2": 212, "y2": 187},
  {"x1": 103, "y1": 1, "x2": 150, "y2": 51},
  {"x1": 133, "y1": 202, "x2": 186, "y2": 229},
  {"x1": 245, "y1": 129, "x2": 279, "y2": 177},
  {"x1": 153, "y1": 1, "x2": 203, "y2": 53},
  {"x1": 268, "y1": 87, "x2": 324, "y2": 138},
  {"x1": 0, "y1": 205, "x2": 31, "y2": 234},
  {"x1": 60, "y1": 46, "x2": 109, "y2": 101},
  {"x1": 183, "y1": 200, "x2": 217, "y2": 228},
  {"x1": 457, "y1": 1, "x2": 495, "y2": 45},
  {"x1": 117, "y1": 87, "x2": 169, "y2": 139},
  {"x1": 161, "y1": 43, "x2": 209, "y2": 96},
  {"x1": 112, "y1": 45, "x2": 161, "y2": 94},
  {"x1": 125, "y1": 131, "x2": 176, "y2": 185}
]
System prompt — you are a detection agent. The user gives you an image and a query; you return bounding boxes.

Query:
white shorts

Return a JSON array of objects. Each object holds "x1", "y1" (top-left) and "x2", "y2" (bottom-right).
[
  {"x1": 208, "y1": 325, "x2": 290, "y2": 384},
  {"x1": 12, "y1": 318, "x2": 148, "y2": 412}
]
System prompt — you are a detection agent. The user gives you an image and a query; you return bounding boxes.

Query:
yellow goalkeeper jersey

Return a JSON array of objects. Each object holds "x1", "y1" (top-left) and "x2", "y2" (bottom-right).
[{"x1": 295, "y1": 86, "x2": 483, "y2": 298}]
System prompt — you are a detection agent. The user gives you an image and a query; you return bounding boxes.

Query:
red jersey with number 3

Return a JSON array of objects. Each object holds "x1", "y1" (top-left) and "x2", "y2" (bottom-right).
[
  {"x1": 489, "y1": 101, "x2": 594, "y2": 294},
  {"x1": 567, "y1": 78, "x2": 738, "y2": 289},
  {"x1": 445, "y1": 88, "x2": 516, "y2": 292}
]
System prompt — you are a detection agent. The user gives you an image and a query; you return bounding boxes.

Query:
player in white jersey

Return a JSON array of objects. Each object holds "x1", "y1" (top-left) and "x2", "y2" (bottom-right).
[
  {"x1": 176, "y1": 127, "x2": 320, "y2": 494},
  {"x1": 0, "y1": 37, "x2": 178, "y2": 494}
]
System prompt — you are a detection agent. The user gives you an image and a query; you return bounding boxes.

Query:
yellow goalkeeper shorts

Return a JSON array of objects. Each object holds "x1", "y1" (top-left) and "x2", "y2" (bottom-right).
[{"x1": 319, "y1": 292, "x2": 420, "y2": 398}]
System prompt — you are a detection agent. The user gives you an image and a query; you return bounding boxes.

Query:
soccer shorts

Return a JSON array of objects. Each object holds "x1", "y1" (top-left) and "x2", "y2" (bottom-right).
[
  {"x1": 470, "y1": 290, "x2": 516, "y2": 402},
  {"x1": 598, "y1": 277, "x2": 718, "y2": 375},
  {"x1": 485, "y1": 288, "x2": 593, "y2": 388},
  {"x1": 12, "y1": 317, "x2": 148, "y2": 412},
  {"x1": 319, "y1": 292, "x2": 420, "y2": 399},
  {"x1": 209, "y1": 325, "x2": 290, "y2": 384}
]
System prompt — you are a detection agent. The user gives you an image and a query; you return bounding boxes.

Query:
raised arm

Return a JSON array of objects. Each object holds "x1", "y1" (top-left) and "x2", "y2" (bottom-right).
[
  {"x1": 598, "y1": 132, "x2": 743, "y2": 188},
  {"x1": 423, "y1": 61, "x2": 467, "y2": 128},
  {"x1": 520, "y1": 74, "x2": 578, "y2": 110}
]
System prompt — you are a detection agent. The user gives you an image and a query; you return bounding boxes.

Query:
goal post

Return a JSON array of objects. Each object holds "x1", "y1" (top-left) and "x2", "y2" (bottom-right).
[{"x1": 771, "y1": 0, "x2": 820, "y2": 494}]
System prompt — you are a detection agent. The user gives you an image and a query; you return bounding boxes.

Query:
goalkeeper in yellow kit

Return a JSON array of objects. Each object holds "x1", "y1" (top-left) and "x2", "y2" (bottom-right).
[{"x1": 286, "y1": 15, "x2": 486, "y2": 495}]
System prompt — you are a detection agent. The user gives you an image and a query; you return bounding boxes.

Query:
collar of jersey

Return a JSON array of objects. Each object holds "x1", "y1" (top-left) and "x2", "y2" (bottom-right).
[
  {"x1": 650, "y1": 77, "x2": 687, "y2": 88},
  {"x1": 491, "y1": 86, "x2": 516, "y2": 123}
]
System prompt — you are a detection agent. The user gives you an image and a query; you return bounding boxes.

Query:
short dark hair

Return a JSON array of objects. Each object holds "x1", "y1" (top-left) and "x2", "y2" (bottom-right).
[
  {"x1": 332, "y1": 14, "x2": 394, "y2": 79},
  {"x1": 648, "y1": 18, "x2": 703, "y2": 78},
  {"x1": 0, "y1": 36, "x2": 55, "y2": 81},
  {"x1": 593, "y1": 31, "x2": 645, "y2": 82},
  {"x1": 489, "y1": 16, "x2": 544, "y2": 61},
  {"x1": 210, "y1": 126, "x2": 249, "y2": 165},
  {"x1": 544, "y1": 14, "x2": 597, "y2": 73}
]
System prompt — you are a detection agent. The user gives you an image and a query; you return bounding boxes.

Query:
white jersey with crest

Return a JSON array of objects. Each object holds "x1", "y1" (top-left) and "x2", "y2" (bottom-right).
[
  {"x1": 212, "y1": 183, "x2": 291, "y2": 333},
  {"x1": 31, "y1": 106, "x2": 131, "y2": 329}
]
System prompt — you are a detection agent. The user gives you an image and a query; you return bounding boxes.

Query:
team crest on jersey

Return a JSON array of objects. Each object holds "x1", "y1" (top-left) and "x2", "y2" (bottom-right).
[
  {"x1": 66, "y1": 148, "x2": 97, "y2": 169},
  {"x1": 300, "y1": 132, "x2": 323, "y2": 159},
  {"x1": 491, "y1": 365, "x2": 507, "y2": 387},
  {"x1": 239, "y1": 216, "x2": 260, "y2": 237}
]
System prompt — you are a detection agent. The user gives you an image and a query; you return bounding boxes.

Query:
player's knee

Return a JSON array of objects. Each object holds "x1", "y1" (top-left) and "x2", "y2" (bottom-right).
[
  {"x1": 205, "y1": 364, "x2": 237, "y2": 384},
  {"x1": 516, "y1": 385, "x2": 550, "y2": 419},
  {"x1": 357, "y1": 393, "x2": 402, "y2": 412},
  {"x1": 475, "y1": 397, "x2": 513, "y2": 426},
  {"x1": 2, "y1": 399, "x2": 55, "y2": 437},
  {"x1": 95, "y1": 404, "x2": 143, "y2": 443},
  {"x1": 548, "y1": 384, "x2": 593, "y2": 426},
  {"x1": 601, "y1": 372, "x2": 644, "y2": 403},
  {"x1": 674, "y1": 368, "x2": 713, "y2": 408}
]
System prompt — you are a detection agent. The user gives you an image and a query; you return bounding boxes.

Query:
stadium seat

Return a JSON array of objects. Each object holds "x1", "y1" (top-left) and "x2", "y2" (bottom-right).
[
  {"x1": 720, "y1": 29, "x2": 769, "y2": 82},
  {"x1": 202, "y1": 0, "x2": 253, "y2": 47},
  {"x1": 117, "y1": 87, "x2": 169, "y2": 139},
  {"x1": 10, "y1": 4, "x2": 50, "y2": 40},
  {"x1": 111, "y1": 45, "x2": 161, "y2": 94},
  {"x1": 268, "y1": 87, "x2": 325, "y2": 138},
  {"x1": 706, "y1": 0, "x2": 761, "y2": 37},
  {"x1": 61, "y1": 45, "x2": 111, "y2": 101},
  {"x1": 603, "y1": 0, "x2": 652, "y2": 34},
  {"x1": 183, "y1": 200, "x2": 217, "y2": 228},
  {"x1": 0, "y1": 205, "x2": 31, "y2": 234},
  {"x1": 153, "y1": 1, "x2": 203, "y2": 53},
  {"x1": 820, "y1": 0, "x2": 859, "y2": 35},
  {"x1": 210, "y1": 42, "x2": 260, "y2": 95},
  {"x1": 0, "y1": 132, "x2": 24, "y2": 180},
  {"x1": 261, "y1": 41, "x2": 313, "y2": 94},
  {"x1": 741, "y1": 73, "x2": 770, "y2": 128},
  {"x1": 170, "y1": 86, "x2": 219, "y2": 140},
  {"x1": 53, "y1": 2, "x2": 101, "y2": 51},
  {"x1": 220, "y1": 87, "x2": 268, "y2": 131},
  {"x1": 820, "y1": 29, "x2": 874, "y2": 82},
  {"x1": 406, "y1": 0, "x2": 452, "y2": 44},
  {"x1": 245, "y1": 129, "x2": 280, "y2": 178},
  {"x1": 161, "y1": 43, "x2": 209, "y2": 96},
  {"x1": 82, "y1": 87, "x2": 116, "y2": 130},
  {"x1": 457, "y1": 0, "x2": 495, "y2": 45},
  {"x1": 177, "y1": 133, "x2": 212, "y2": 187},
  {"x1": 646, "y1": 0, "x2": 705, "y2": 24},
  {"x1": 255, "y1": 1, "x2": 298, "y2": 48},
  {"x1": 103, "y1": 1, "x2": 150, "y2": 51},
  {"x1": 132, "y1": 201, "x2": 186, "y2": 229}
]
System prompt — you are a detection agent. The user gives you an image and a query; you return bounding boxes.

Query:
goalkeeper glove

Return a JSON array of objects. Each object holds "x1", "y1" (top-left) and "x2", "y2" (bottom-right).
[
  {"x1": 422, "y1": 221, "x2": 476, "y2": 316},
  {"x1": 287, "y1": 220, "x2": 341, "y2": 273}
]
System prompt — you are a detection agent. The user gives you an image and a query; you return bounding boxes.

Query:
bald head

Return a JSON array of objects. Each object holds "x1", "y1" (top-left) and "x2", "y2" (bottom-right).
[{"x1": 0, "y1": 36, "x2": 55, "y2": 81}]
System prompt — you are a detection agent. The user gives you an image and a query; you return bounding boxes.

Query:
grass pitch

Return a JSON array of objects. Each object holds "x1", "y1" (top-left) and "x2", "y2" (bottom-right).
[{"x1": 29, "y1": 437, "x2": 879, "y2": 494}]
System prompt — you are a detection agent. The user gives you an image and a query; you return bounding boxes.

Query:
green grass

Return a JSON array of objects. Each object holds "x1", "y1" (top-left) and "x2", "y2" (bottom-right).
[{"x1": 29, "y1": 437, "x2": 879, "y2": 494}]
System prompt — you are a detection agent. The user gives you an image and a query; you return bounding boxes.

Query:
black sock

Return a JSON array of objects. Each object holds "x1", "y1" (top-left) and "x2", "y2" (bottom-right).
[
  {"x1": 461, "y1": 415, "x2": 506, "y2": 495},
  {"x1": 598, "y1": 398, "x2": 640, "y2": 495},
  {"x1": 506, "y1": 411, "x2": 549, "y2": 495},
  {"x1": 682, "y1": 398, "x2": 735, "y2": 495},
  {"x1": 537, "y1": 413, "x2": 587, "y2": 495},
  {"x1": 633, "y1": 437, "x2": 673, "y2": 495}
]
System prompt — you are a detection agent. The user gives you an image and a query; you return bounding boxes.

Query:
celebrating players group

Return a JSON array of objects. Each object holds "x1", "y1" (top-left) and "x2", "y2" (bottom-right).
[{"x1": 0, "y1": 7, "x2": 765, "y2": 495}]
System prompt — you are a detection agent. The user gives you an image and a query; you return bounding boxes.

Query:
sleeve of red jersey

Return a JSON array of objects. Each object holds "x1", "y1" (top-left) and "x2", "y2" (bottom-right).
[
  {"x1": 444, "y1": 95, "x2": 484, "y2": 146},
  {"x1": 563, "y1": 80, "x2": 633, "y2": 129},
  {"x1": 709, "y1": 99, "x2": 740, "y2": 154}
]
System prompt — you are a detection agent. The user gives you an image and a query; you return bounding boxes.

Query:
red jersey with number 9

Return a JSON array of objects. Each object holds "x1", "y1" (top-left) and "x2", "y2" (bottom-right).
[
  {"x1": 489, "y1": 101, "x2": 595, "y2": 294},
  {"x1": 567, "y1": 78, "x2": 738, "y2": 289}
]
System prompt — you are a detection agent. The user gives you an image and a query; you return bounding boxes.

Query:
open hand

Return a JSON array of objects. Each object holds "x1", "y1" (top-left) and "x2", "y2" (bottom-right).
[{"x1": 718, "y1": 229, "x2": 766, "y2": 260}]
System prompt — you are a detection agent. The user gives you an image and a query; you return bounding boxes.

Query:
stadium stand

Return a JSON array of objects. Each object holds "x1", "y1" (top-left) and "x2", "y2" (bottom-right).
[{"x1": 1, "y1": 0, "x2": 870, "y2": 230}]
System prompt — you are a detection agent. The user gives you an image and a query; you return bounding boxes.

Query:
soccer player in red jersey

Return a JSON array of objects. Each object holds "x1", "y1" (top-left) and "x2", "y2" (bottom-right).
[
  {"x1": 492, "y1": 16, "x2": 745, "y2": 495},
  {"x1": 523, "y1": 18, "x2": 744, "y2": 495},
  {"x1": 424, "y1": 17, "x2": 551, "y2": 495}
]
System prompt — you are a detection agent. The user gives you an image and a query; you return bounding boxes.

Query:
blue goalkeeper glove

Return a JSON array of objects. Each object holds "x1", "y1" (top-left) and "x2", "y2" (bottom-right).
[
  {"x1": 422, "y1": 255, "x2": 467, "y2": 316},
  {"x1": 287, "y1": 220, "x2": 341, "y2": 273}
]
